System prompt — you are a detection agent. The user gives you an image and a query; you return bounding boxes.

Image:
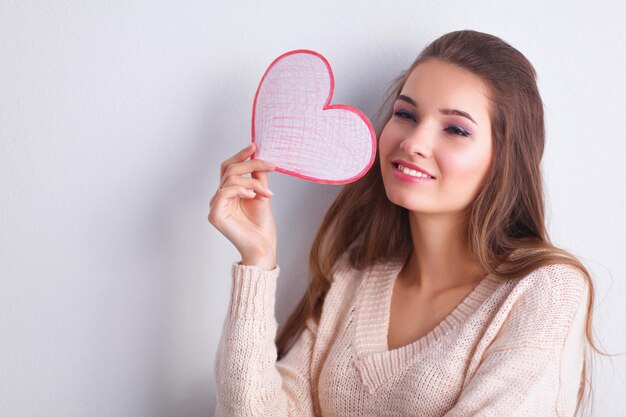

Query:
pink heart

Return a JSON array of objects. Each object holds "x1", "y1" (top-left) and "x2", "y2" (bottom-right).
[{"x1": 251, "y1": 49, "x2": 377, "y2": 184}]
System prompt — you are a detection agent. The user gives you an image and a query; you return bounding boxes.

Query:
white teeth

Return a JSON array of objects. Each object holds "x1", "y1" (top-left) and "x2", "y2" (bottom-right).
[{"x1": 397, "y1": 164, "x2": 433, "y2": 179}]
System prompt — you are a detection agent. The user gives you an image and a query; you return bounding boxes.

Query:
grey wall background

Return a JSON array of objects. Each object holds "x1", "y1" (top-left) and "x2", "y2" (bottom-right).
[{"x1": 1, "y1": 1, "x2": 624, "y2": 416}]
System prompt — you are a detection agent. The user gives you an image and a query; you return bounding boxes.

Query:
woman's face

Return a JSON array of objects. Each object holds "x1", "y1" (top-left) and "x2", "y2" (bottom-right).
[{"x1": 379, "y1": 59, "x2": 493, "y2": 215}]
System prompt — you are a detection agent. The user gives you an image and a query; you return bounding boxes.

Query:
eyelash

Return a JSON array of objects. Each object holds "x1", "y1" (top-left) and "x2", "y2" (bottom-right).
[{"x1": 392, "y1": 110, "x2": 471, "y2": 138}]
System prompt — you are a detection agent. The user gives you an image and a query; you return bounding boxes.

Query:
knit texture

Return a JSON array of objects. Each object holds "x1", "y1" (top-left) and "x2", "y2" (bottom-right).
[{"x1": 214, "y1": 252, "x2": 588, "y2": 416}]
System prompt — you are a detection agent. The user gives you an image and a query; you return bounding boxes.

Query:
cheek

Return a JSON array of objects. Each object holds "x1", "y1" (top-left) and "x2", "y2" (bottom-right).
[
  {"x1": 378, "y1": 126, "x2": 394, "y2": 159},
  {"x1": 442, "y1": 147, "x2": 492, "y2": 184},
  {"x1": 379, "y1": 122, "x2": 407, "y2": 153}
]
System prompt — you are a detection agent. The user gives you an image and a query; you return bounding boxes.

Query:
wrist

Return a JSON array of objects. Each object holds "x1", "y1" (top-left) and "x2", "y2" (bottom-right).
[{"x1": 240, "y1": 256, "x2": 276, "y2": 271}]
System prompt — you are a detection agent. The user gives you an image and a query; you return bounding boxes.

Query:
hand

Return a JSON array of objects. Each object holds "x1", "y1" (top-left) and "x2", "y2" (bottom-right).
[{"x1": 208, "y1": 143, "x2": 277, "y2": 270}]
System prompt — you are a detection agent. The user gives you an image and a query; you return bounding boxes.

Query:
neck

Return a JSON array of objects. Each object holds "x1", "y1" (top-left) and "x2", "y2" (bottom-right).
[{"x1": 402, "y1": 210, "x2": 486, "y2": 292}]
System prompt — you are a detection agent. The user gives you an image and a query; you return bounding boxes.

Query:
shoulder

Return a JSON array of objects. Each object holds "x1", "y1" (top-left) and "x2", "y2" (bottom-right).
[
  {"x1": 327, "y1": 250, "x2": 369, "y2": 296},
  {"x1": 329, "y1": 250, "x2": 357, "y2": 276},
  {"x1": 327, "y1": 251, "x2": 398, "y2": 294},
  {"x1": 311, "y1": 251, "x2": 372, "y2": 328},
  {"x1": 493, "y1": 263, "x2": 589, "y2": 351},
  {"x1": 510, "y1": 263, "x2": 588, "y2": 311}
]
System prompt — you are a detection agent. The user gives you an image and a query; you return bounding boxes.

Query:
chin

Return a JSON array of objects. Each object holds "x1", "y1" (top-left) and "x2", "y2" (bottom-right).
[{"x1": 384, "y1": 189, "x2": 427, "y2": 212}]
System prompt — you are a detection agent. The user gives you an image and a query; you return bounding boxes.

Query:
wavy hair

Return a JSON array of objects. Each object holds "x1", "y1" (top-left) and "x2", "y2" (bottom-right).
[{"x1": 276, "y1": 29, "x2": 603, "y2": 415}]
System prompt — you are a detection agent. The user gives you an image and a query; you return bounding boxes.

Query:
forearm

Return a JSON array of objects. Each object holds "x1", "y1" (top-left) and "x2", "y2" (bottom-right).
[{"x1": 214, "y1": 262, "x2": 317, "y2": 417}]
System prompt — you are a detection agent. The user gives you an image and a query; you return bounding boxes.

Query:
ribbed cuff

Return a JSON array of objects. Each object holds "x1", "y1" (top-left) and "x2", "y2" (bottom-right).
[{"x1": 229, "y1": 262, "x2": 280, "y2": 320}]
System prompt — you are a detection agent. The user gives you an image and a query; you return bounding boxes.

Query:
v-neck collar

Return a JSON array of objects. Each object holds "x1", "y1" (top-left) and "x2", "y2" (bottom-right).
[{"x1": 352, "y1": 257, "x2": 501, "y2": 394}]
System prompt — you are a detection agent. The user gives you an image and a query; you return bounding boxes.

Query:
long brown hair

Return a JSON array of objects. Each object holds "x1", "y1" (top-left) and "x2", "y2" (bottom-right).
[{"x1": 276, "y1": 29, "x2": 603, "y2": 414}]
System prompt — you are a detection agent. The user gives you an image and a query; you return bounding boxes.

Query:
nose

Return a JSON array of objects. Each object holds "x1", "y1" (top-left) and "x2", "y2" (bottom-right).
[{"x1": 399, "y1": 123, "x2": 433, "y2": 158}]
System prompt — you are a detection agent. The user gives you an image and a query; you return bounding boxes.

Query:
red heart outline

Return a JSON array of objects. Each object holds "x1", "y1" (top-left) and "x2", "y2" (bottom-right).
[{"x1": 251, "y1": 49, "x2": 377, "y2": 184}]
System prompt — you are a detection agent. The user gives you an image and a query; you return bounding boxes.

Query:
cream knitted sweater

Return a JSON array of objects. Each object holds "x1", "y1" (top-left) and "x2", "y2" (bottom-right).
[{"x1": 214, "y1": 252, "x2": 589, "y2": 416}]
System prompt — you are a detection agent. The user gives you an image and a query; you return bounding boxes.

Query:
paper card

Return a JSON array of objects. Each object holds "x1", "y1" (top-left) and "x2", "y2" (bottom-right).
[{"x1": 251, "y1": 49, "x2": 377, "y2": 184}]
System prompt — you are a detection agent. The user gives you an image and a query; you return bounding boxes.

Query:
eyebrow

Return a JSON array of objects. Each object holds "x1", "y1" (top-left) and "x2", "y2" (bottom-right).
[{"x1": 396, "y1": 94, "x2": 478, "y2": 126}]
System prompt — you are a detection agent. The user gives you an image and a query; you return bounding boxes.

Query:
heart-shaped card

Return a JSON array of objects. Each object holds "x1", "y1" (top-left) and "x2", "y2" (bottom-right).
[{"x1": 251, "y1": 50, "x2": 377, "y2": 184}]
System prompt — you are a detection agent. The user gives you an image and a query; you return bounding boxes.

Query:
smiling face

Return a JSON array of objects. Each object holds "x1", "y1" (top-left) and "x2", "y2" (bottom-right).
[{"x1": 379, "y1": 58, "x2": 494, "y2": 216}]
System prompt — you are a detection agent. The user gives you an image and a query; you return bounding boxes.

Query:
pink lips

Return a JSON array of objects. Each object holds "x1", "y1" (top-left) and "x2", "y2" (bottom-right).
[
  {"x1": 391, "y1": 159, "x2": 436, "y2": 179},
  {"x1": 392, "y1": 164, "x2": 436, "y2": 183}
]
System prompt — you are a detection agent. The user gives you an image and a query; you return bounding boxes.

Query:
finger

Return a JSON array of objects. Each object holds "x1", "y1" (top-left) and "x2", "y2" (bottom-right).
[
  {"x1": 222, "y1": 176, "x2": 273, "y2": 197},
  {"x1": 220, "y1": 143, "x2": 255, "y2": 177},
  {"x1": 222, "y1": 158, "x2": 275, "y2": 183},
  {"x1": 208, "y1": 185, "x2": 257, "y2": 225},
  {"x1": 209, "y1": 189, "x2": 221, "y2": 207},
  {"x1": 216, "y1": 184, "x2": 258, "y2": 202},
  {"x1": 252, "y1": 170, "x2": 269, "y2": 190}
]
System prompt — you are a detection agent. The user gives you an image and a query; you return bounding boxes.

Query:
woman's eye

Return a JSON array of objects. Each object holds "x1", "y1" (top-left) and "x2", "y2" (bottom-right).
[
  {"x1": 446, "y1": 125, "x2": 471, "y2": 137},
  {"x1": 392, "y1": 110, "x2": 471, "y2": 138},
  {"x1": 393, "y1": 110, "x2": 415, "y2": 120}
]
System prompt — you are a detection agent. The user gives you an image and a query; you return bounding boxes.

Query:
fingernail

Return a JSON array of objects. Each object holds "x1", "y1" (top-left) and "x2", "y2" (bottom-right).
[{"x1": 265, "y1": 188, "x2": 274, "y2": 196}]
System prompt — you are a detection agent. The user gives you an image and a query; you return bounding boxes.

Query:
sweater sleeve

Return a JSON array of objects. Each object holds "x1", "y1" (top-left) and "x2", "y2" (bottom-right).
[
  {"x1": 443, "y1": 264, "x2": 589, "y2": 417},
  {"x1": 213, "y1": 262, "x2": 318, "y2": 417}
]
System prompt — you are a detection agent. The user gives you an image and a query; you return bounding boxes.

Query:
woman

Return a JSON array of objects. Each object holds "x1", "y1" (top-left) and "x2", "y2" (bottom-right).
[{"x1": 208, "y1": 30, "x2": 599, "y2": 416}]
